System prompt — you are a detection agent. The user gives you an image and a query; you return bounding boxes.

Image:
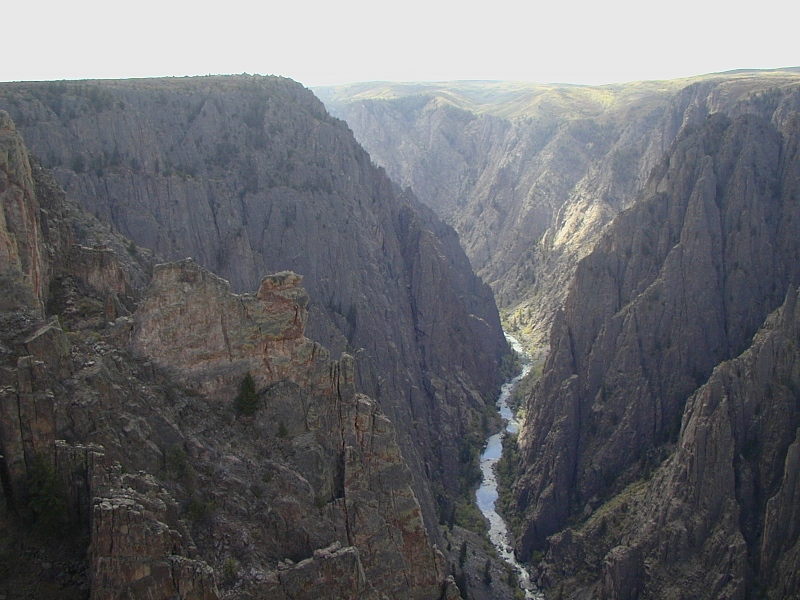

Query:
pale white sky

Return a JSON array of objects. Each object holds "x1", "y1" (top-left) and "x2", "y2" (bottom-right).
[{"x1": 2, "y1": 0, "x2": 797, "y2": 87}]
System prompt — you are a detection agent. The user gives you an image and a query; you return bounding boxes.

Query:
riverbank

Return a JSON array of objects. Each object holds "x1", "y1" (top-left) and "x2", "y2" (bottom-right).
[{"x1": 476, "y1": 334, "x2": 542, "y2": 599}]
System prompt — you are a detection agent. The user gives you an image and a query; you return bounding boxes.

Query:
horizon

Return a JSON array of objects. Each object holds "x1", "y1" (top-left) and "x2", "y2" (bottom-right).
[
  {"x1": 3, "y1": 0, "x2": 798, "y2": 90},
  {"x1": 2, "y1": 65, "x2": 799, "y2": 92}
]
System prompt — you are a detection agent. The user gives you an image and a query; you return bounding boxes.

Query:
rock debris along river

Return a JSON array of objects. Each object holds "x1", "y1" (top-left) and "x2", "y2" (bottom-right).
[{"x1": 477, "y1": 334, "x2": 543, "y2": 599}]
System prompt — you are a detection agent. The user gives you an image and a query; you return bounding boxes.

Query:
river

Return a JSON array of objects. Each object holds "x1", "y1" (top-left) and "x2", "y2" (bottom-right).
[{"x1": 475, "y1": 334, "x2": 542, "y2": 599}]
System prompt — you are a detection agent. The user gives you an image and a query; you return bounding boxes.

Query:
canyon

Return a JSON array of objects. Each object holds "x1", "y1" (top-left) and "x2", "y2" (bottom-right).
[
  {"x1": 0, "y1": 79, "x2": 504, "y2": 599},
  {"x1": 319, "y1": 69, "x2": 800, "y2": 598},
  {"x1": 1, "y1": 66, "x2": 800, "y2": 599}
]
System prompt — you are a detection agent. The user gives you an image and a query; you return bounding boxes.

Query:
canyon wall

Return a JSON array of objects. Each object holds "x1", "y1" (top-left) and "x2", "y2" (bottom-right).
[
  {"x1": 0, "y1": 77, "x2": 510, "y2": 536},
  {"x1": 515, "y1": 88, "x2": 800, "y2": 596},
  {"x1": 318, "y1": 72, "x2": 800, "y2": 353},
  {"x1": 0, "y1": 109, "x2": 457, "y2": 598},
  {"x1": 320, "y1": 72, "x2": 800, "y2": 597}
]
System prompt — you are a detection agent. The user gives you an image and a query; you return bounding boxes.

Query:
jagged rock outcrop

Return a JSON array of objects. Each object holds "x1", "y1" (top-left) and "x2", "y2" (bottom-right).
[
  {"x1": 258, "y1": 543, "x2": 370, "y2": 599},
  {"x1": 0, "y1": 111, "x2": 216, "y2": 598},
  {"x1": 0, "y1": 109, "x2": 72, "y2": 314},
  {"x1": 0, "y1": 109, "x2": 143, "y2": 516},
  {"x1": 0, "y1": 110, "x2": 48, "y2": 311},
  {"x1": 536, "y1": 285, "x2": 800, "y2": 598},
  {"x1": 68, "y1": 244, "x2": 135, "y2": 299},
  {"x1": 515, "y1": 102, "x2": 800, "y2": 558},
  {"x1": 0, "y1": 110, "x2": 73, "y2": 518},
  {"x1": 131, "y1": 262, "x2": 318, "y2": 391},
  {"x1": 128, "y1": 258, "x2": 448, "y2": 599},
  {"x1": 0, "y1": 78, "x2": 509, "y2": 535},
  {"x1": 0, "y1": 353, "x2": 58, "y2": 509},
  {"x1": 76, "y1": 445, "x2": 220, "y2": 600}
]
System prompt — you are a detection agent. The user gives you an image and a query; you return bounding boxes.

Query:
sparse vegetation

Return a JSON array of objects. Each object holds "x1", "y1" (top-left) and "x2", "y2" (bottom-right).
[
  {"x1": 453, "y1": 500, "x2": 488, "y2": 535},
  {"x1": 495, "y1": 433, "x2": 523, "y2": 535},
  {"x1": 74, "y1": 296, "x2": 104, "y2": 318},
  {"x1": 187, "y1": 498, "x2": 215, "y2": 522},
  {"x1": 164, "y1": 443, "x2": 198, "y2": 496},
  {"x1": 222, "y1": 557, "x2": 239, "y2": 584},
  {"x1": 500, "y1": 348, "x2": 522, "y2": 380},
  {"x1": 508, "y1": 366, "x2": 538, "y2": 414},
  {"x1": 457, "y1": 438, "x2": 482, "y2": 491}
]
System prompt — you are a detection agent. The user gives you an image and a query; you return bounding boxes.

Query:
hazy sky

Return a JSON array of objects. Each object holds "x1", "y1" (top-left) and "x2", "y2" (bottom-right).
[{"x1": 3, "y1": 0, "x2": 798, "y2": 87}]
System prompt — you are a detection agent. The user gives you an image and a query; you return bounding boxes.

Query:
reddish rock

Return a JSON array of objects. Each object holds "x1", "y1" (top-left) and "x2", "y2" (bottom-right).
[{"x1": 130, "y1": 259, "x2": 449, "y2": 598}]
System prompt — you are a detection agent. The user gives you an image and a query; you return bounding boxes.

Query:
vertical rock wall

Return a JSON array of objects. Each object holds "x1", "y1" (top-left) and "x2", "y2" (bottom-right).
[{"x1": 0, "y1": 79, "x2": 509, "y2": 536}]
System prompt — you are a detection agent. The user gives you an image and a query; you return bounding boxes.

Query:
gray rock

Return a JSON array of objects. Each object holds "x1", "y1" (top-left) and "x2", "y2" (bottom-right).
[{"x1": 0, "y1": 78, "x2": 509, "y2": 537}]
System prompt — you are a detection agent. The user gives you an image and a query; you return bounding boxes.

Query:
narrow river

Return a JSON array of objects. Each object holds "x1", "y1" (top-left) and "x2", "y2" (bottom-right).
[{"x1": 476, "y1": 334, "x2": 542, "y2": 599}]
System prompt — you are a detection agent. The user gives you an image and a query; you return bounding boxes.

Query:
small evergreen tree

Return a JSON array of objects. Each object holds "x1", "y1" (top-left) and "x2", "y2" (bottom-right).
[
  {"x1": 482, "y1": 558, "x2": 492, "y2": 586},
  {"x1": 459, "y1": 540, "x2": 468, "y2": 567},
  {"x1": 235, "y1": 372, "x2": 258, "y2": 415},
  {"x1": 277, "y1": 421, "x2": 288, "y2": 437}
]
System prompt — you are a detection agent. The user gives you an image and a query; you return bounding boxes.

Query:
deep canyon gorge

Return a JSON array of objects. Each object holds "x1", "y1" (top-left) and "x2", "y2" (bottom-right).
[{"x1": 1, "y1": 67, "x2": 800, "y2": 599}]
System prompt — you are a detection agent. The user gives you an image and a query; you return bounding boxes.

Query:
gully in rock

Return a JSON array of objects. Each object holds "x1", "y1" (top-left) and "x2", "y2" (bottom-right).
[{"x1": 476, "y1": 334, "x2": 543, "y2": 600}]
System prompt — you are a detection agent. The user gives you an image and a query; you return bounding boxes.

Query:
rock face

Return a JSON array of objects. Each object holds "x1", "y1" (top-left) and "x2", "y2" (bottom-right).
[
  {"x1": 317, "y1": 72, "x2": 800, "y2": 353},
  {"x1": 0, "y1": 78, "x2": 509, "y2": 533},
  {"x1": 516, "y1": 104, "x2": 800, "y2": 553},
  {"x1": 317, "y1": 80, "x2": 800, "y2": 597},
  {"x1": 316, "y1": 81, "x2": 682, "y2": 350},
  {"x1": 67, "y1": 244, "x2": 135, "y2": 301},
  {"x1": 128, "y1": 258, "x2": 446, "y2": 598},
  {"x1": 0, "y1": 111, "x2": 453, "y2": 598},
  {"x1": 0, "y1": 110, "x2": 71, "y2": 514},
  {"x1": 0, "y1": 109, "x2": 46, "y2": 309},
  {"x1": 537, "y1": 285, "x2": 800, "y2": 599},
  {"x1": 0, "y1": 109, "x2": 70, "y2": 313},
  {"x1": 77, "y1": 446, "x2": 220, "y2": 600},
  {"x1": 506, "y1": 86, "x2": 800, "y2": 596},
  {"x1": 131, "y1": 262, "x2": 317, "y2": 390},
  {"x1": 0, "y1": 112, "x2": 218, "y2": 599}
]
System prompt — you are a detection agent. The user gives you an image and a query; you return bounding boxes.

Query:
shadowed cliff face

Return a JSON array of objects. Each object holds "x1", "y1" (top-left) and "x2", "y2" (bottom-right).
[
  {"x1": 0, "y1": 77, "x2": 509, "y2": 534},
  {"x1": 512, "y1": 94, "x2": 800, "y2": 595},
  {"x1": 317, "y1": 81, "x2": 684, "y2": 350},
  {"x1": 538, "y1": 286, "x2": 800, "y2": 599}
]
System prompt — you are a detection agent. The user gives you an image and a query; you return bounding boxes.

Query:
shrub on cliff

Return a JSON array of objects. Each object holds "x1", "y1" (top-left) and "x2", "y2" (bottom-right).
[{"x1": 234, "y1": 372, "x2": 258, "y2": 415}]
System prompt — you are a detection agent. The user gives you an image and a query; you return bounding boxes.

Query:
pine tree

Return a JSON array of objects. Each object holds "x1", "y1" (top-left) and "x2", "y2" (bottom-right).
[
  {"x1": 482, "y1": 558, "x2": 492, "y2": 586},
  {"x1": 235, "y1": 372, "x2": 258, "y2": 415}
]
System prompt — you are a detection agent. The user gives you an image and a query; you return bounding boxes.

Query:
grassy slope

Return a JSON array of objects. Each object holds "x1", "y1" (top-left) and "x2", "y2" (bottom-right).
[{"x1": 315, "y1": 68, "x2": 800, "y2": 120}]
